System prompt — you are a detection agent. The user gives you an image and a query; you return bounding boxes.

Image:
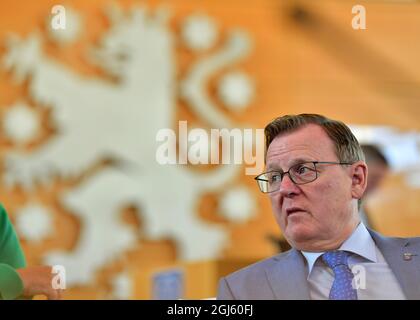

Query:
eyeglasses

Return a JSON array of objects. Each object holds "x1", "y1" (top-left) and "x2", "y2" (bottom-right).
[{"x1": 255, "y1": 161, "x2": 353, "y2": 193}]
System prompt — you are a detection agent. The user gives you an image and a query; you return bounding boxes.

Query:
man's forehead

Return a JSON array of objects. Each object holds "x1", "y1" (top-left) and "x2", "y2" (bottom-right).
[
  {"x1": 266, "y1": 125, "x2": 336, "y2": 165},
  {"x1": 266, "y1": 144, "x2": 320, "y2": 170},
  {"x1": 269, "y1": 125, "x2": 332, "y2": 149}
]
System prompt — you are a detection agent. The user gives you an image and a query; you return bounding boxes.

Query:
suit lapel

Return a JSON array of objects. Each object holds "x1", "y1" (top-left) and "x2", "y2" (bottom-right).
[
  {"x1": 264, "y1": 249, "x2": 311, "y2": 299},
  {"x1": 369, "y1": 229, "x2": 420, "y2": 300}
]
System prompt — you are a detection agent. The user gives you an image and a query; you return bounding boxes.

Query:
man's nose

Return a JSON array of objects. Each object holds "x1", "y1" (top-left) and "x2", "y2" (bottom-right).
[{"x1": 279, "y1": 173, "x2": 300, "y2": 197}]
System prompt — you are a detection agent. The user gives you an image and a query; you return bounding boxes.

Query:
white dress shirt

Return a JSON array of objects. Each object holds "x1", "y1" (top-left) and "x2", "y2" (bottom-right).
[{"x1": 301, "y1": 223, "x2": 406, "y2": 299}]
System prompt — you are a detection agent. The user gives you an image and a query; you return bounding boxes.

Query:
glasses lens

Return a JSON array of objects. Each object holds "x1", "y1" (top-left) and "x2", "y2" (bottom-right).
[
  {"x1": 256, "y1": 177, "x2": 269, "y2": 193},
  {"x1": 289, "y1": 162, "x2": 317, "y2": 184},
  {"x1": 256, "y1": 162, "x2": 319, "y2": 193},
  {"x1": 256, "y1": 171, "x2": 282, "y2": 193}
]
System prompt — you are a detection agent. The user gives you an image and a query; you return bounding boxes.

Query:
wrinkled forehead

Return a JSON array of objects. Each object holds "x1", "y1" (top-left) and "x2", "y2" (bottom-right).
[{"x1": 265, "y1": 125, "x2": 337, "y2": 169}]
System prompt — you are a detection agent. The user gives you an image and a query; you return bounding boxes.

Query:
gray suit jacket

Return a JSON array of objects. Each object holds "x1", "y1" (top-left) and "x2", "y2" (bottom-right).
[{"x1": 217, "y1": 230, "x2": 420, "y2": 299}]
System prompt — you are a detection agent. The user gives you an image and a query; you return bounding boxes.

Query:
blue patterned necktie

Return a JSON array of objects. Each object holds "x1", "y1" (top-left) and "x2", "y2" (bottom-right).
[{"x1": 321, "y1": 250, "x2": 358, "y2": 300}]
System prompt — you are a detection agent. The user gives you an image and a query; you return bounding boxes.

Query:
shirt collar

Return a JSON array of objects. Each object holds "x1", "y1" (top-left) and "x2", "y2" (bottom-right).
[{"x1": 300, "y1": 222, "x2": 378, "y2": 275}]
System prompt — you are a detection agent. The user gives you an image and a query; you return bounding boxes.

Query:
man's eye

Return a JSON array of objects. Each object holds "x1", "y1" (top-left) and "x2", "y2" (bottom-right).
[
  {"x1": 295, "y1": 166, "x2": 310, "y2": 175},
  {"x1": 270, "y1": 173, "x2": 282, "y2": 183}
]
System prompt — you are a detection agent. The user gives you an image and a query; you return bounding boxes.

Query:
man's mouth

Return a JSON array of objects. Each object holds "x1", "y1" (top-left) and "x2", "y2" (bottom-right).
[{"x1": 285, "y1": 207, "x2": 306, "y2": 216}]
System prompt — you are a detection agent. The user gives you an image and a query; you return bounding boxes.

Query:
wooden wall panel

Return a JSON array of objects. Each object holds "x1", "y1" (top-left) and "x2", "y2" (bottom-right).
[{"x1": 0, "y1": 0, "x2": 419, "y2": 299}]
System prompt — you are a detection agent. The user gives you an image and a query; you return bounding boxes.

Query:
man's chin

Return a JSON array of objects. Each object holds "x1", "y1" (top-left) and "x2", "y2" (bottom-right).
[{"x1": 285, "y1": 225, "x2": 315, "y2": 247}]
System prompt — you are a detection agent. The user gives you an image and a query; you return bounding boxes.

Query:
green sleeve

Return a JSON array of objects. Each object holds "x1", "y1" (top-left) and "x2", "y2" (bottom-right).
[{"x1": 0, "y1": 204, "x2": 26, "y2": 300}]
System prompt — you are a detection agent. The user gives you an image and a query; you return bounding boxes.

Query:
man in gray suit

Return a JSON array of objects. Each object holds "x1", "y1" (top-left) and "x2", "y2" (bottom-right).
[{"x1": 217, "y1": 114, "x2": 420, "y2": 300}]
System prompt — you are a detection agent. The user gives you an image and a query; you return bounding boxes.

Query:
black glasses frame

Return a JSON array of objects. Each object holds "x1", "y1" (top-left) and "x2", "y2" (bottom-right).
[{"x1": 255, "y1": 161, "x2": 353, "y2": 193}]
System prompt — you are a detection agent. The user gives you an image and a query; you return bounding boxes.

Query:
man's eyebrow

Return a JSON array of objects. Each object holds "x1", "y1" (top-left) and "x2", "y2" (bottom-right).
[
  {"x1": 265, "y1": 165, "x2": 283, "y2": 172},
  {"x1": 289, "y1": 158, "x2": 315, "y2": 167},
  {"x1": 266, "y1": 158, "x2": 315, "y2": 171}
]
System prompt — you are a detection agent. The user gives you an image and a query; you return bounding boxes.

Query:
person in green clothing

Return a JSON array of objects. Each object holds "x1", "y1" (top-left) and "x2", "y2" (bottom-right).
[{"x1": 0, "y1": 204, "x2": 62, "y2": 300}]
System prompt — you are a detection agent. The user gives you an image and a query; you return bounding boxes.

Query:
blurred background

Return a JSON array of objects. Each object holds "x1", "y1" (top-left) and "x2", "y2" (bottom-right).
[{"x1": 0, "y1": 0, "x2": 419, "y2": 299}]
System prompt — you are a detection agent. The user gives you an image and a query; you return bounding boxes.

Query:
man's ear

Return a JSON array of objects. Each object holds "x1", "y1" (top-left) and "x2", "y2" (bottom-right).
[{"x1": 351, "y1": 161, "x2": 368, "y2": 199}]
